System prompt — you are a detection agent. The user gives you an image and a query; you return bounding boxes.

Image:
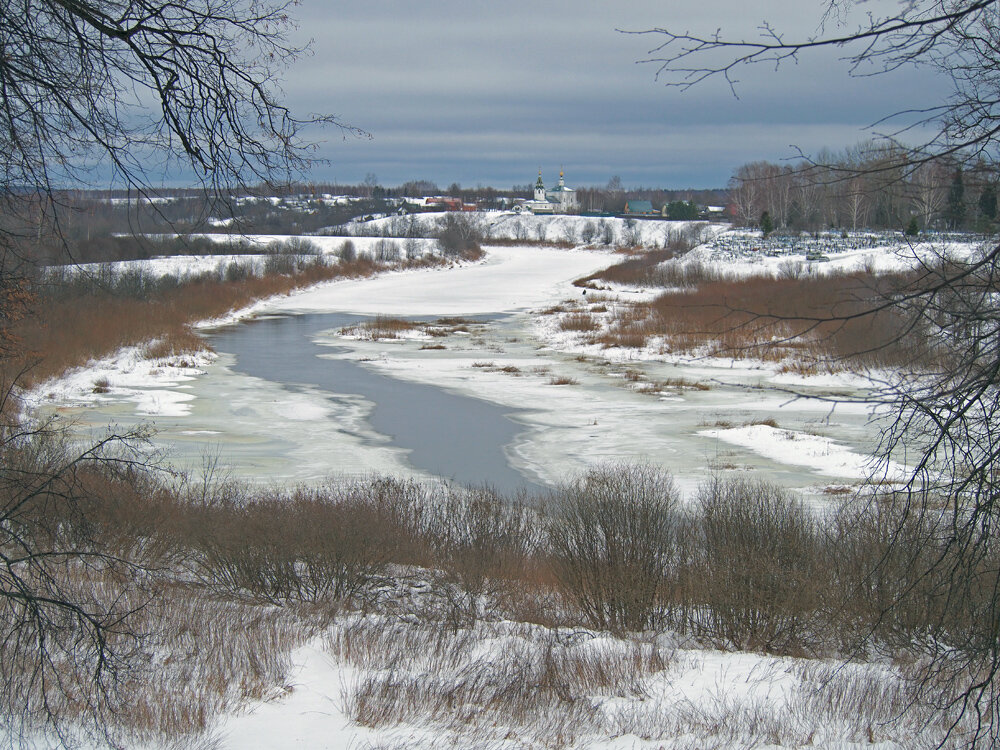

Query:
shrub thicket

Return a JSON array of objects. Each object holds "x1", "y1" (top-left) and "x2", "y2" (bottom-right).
[
  {"x1": 547, "y1": 465, "x2": 679, "y2": 633},
  {"x1": 5, "y1": 432, "x2": 991, "y2": 745},
  {"x1": 687, "y1": 477, "x2": 824, "y2": 653}
]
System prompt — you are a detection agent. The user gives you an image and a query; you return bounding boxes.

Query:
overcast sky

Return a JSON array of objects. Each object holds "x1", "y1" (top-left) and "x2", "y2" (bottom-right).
[{"x1": 283, "y1": 1, "x2": 949, "y2": 190}]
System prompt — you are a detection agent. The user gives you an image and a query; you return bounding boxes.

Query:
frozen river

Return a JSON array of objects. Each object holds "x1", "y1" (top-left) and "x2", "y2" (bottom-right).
[
  {"x1": 204, "y1": 312, "x2": 543, "y2": 494},
  {"x1": 37, "y1": 245, "x2": 889, "y2": 500}
]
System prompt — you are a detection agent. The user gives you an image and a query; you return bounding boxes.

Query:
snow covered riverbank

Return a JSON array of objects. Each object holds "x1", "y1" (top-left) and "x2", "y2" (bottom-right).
[
  {"x1": 19, "y1": 230, "x2": 971, "y2": 750},
  {"x1": 31, "y1": 242, "x2": 888, "y2": 499}
]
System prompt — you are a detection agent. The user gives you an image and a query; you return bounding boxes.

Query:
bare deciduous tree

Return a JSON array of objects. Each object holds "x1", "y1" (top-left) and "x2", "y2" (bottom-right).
[
  {"x1": 0, "y1": 0, "x2": 353, "y2": 743},
  {"x1": 1, "y1": 0, "x2": 362, "y2": 252},
  {"x1": 0, "y1": 418, "x2": 154, "y2": 746},
  {"x1": 632, "y1": 2, "x2": 1000, "y2": 742},
  {"x1": 631, "y1": 0, "x2": 997, "y2": 168},
  {"x1": 909, "y1": 161, "x2": 951, "y2": 229}
]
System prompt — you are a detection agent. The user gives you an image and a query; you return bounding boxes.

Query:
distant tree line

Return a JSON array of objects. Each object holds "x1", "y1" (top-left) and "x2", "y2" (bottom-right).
[
  {"x1": 15, "y1": 179, "x2": 731, "y2": 261},
  {"x1": 728, "y1": 142, "x2": 999, "y2": 233},
  {"x1": 11, "y1": 192, "x2": 397, "y2": 264},
  {"x1": 574, "y1": 179, "x2": 726, "y2": 215}
]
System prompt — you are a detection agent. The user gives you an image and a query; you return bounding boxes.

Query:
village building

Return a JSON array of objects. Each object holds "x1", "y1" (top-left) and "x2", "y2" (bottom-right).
[
  {"x1": 624, "y1": 199, "x2": 657, "y2": 216},
  {"x1": 545, "y1": 170, "x2": 578, "y2": 212},
  {"x1": 516, "y1": 169, "x2": 578, "y2": 214}
]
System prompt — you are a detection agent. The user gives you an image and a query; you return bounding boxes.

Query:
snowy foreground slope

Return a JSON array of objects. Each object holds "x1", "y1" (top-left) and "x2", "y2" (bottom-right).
[
  {"x1": 212, "y1": 616, "x2": 937, "y2": 750},
  {"x1": 20, "y1": 224, "x2": 988, "y2": 749}
]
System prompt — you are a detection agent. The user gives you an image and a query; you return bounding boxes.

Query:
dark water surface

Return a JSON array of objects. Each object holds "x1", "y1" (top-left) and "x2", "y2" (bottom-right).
[{"x1": 205, "y1": 313, "x2": 543, "y2": 494}]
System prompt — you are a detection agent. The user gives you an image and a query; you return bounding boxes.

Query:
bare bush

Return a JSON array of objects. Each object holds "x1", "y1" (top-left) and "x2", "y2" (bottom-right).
[
  {"x1": 435, "y1": 214, "x2": 484, "y2": 258},
  {"x1": 688, "y1": 477, "x2": 824, "y2": 654},
  {"x1": 182, "y1": 477, "x2": 428, "y2": 606},
  {"x1": 262, "y1": 251, "x2": 320, "y2": 276},
  {"x1": 600, "y1": 220, "x2": 615, "y2": 246},
  {"x1": 422, "y1": 486, "x2": 539, "y2": 625},
  {"x1": 373, "y1": 239, "x2": 401, "y2": 262},
  {"x1": 826, "y1": 487, "x2": 1000, "y2": 737},
  {"x1": 620, "y1": 219, "x2": 641, "y2": 247},
  {"x1": 338, "y1": 239, "x2": 357, "y2": 262},
  {"x1": 267, "y1": 237, "x2": 319, "y2": 256},
  {"x1": 403, "y1": 236, "x2": 421, "y2": 259},
  {"x1": 777, "y1": 258, "x2": 806, "y2": 280},
  {"x1": 547, "y1": 464, "x2": 679, "y2": 633}
]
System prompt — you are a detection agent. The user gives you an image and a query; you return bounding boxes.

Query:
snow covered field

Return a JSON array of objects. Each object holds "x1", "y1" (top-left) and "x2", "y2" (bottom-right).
[
  {"x1": 22, "y1": 222, "x2": 988, "y2": 749},
  {"x1": 335, "y1": 209, "x2": 727, "y2": 248},
  {"x1": 32, "y1": 239, "x2": 886, "y2": 499}
]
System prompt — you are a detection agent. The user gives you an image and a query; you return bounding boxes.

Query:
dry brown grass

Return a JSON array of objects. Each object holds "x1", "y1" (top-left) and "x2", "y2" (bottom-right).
[
  {"x1": 142, "y1": 328, "x2": 209, "y2": 360},
  {"x1": 431, "y1": 316, "x2": 478, "y2": 335},
  {"x1": 466, "y1": 361, "x2": 522, "y2": 376},
  {"x1": 114, "y1": 587, "x2": 307, "y2": 741},
  {"x1": 14, "y1": 256, "x2": 400, "y2": 387},
  {"x1": 548, "y1": 376, "x2": 578, "y2": 385},
  {"x1": 575, "y1": 242, "x2": 694, "y2": 288},
  {"x1": 593, "y1": 328, "x2": 648, "y2": 349},
  {"x1": 592, "y1": 271, "x2": 930, "y2": 369},
  {"x1": 649, "y1": 273, "x2": 924, "y2": 367},
  {"x1": 637, "y1": 377, "x2": 711, "y2": 393},
  {"x1": 342, "y1": 314, "x2": 417, "y2": 340},
  {"x1": 338, "y1": 620, "x2": 672, "y2": 746},
  {"x1": 559, "y1": 312, "x2": 600, "y2": 332}
]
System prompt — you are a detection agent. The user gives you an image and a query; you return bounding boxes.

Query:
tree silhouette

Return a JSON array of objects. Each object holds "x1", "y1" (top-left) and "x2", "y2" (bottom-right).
[
  {"x1": 633, "y1": 2, "x2": 1000, "y2": 743},
  {"x1": 0, "y1": 0, "x2": 356, "y2": 742}
]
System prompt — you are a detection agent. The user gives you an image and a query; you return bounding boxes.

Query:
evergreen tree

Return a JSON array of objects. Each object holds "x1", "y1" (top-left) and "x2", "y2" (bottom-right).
[
  {"x1": 906, "y1": 216, "x2": 920, "y2": 236},
  {"x1": 946, "y1": 169, "x2": 966, "y2": 229},
  {"x1": 978, "y1": 183, "x2": 997, "y2": 221},
  {"x1": 759, "y1": 211, "x2": 774, "y2": 237},
  {"x1": 666, "y1": 200, "x2": 699, "y2": 220}
]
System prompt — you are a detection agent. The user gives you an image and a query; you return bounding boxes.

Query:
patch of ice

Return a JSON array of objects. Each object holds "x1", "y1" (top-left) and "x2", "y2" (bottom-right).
[
  {"x1": 24, "y1": 346, "x2": 215, "y2": 418},
  {"x1": 699, "y1": 424, "x2": 903, "y2": 480},
  {"x1": 128, "y1": 389, "x2": 196, "y2": 417}
]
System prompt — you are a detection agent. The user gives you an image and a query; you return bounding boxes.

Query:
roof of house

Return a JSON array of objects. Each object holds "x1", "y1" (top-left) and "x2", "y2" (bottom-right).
[{"x1": 626, "y1": 200, "x2": 654, "y2": 213}]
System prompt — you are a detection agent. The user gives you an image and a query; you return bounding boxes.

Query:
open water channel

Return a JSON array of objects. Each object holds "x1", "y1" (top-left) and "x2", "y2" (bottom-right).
[
  {"x1": 39, "y1": 246, "x2": 889, "y2": 501},
  {"x1": 203, "y1": 313, "x2": 544, "y2": 494}
]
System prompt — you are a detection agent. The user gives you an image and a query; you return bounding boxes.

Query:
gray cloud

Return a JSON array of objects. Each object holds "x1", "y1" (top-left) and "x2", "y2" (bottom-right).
[{"x1": 284, "y1": 1, "x2": 952, "y2": 188}]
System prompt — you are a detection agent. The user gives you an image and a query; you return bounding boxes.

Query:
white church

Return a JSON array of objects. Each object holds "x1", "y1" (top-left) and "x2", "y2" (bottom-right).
[{"x1": 517, "y1": 169, "x2": 579, "y2": 214}]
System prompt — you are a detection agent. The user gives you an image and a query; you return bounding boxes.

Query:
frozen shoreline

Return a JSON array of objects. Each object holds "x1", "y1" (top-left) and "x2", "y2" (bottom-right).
[
  {"x1": 29, "y1": 242, "x2": 890, "y2": 498},
  {"x1": 17, "y1": 232, "x2": 939, "y2": 750}
]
